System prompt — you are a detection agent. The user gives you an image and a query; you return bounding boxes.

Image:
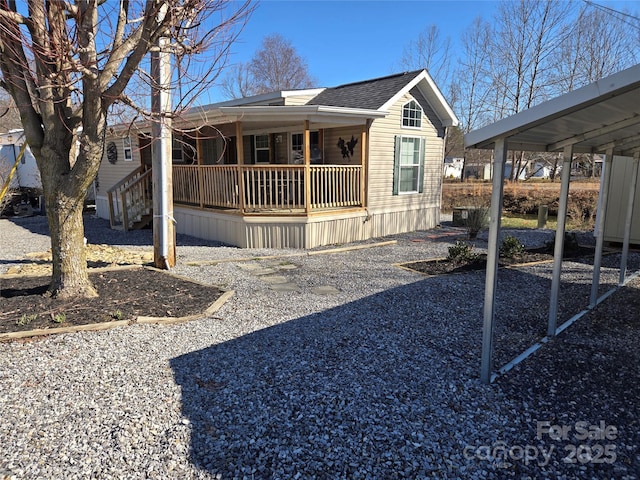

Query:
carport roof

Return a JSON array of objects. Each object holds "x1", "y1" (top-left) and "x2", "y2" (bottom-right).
[{"x1": 464, "y1": 63, "x2": 640, "y2": 156}]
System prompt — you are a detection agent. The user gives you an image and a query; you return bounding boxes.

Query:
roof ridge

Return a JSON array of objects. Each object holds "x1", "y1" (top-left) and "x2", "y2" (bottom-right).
[{"x1": 328, "y1": 69, "x2": 425, "y2": 90}]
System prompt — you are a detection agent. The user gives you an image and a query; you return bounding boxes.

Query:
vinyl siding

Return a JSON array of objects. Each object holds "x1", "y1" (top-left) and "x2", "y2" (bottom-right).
[
  {"x1": 323, "y1": 127, "x2": 362, "y2": 165},
  {"x1": 173, "y1": 206, "x2": 440, "y2": 249},
  {"x1": 285, "y1": 94, "x2": 319, "y2": 106},
  {"x1": 367, "y1": 90, "x2": 444, "y2": 213},
  {"x1": 95, "y1": 134, "x2": 141, "y2": 196}
]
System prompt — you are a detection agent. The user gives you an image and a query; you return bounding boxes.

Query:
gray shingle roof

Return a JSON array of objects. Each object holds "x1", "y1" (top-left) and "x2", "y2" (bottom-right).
[{"x1": 306, "y1": 70, "x2": 424, "y2": 110}]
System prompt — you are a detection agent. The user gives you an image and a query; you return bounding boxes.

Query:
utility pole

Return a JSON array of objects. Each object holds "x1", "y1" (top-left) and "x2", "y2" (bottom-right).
[{"x1": 150, "y1": 23, "x2": 176, "y2": 269}]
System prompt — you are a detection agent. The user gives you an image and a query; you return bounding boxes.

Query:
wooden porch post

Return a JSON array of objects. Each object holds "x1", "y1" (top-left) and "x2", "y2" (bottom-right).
[
  {"x1": 236, "y1": 122, "x2": 245, "y2": 212},
  {"x1": 196, "y1": 128, "x2": 204, "y2": 208},
  {"x1": 360, "y1": 122, "x2": 368, "y2": 208},
  {"x1": 304, "y1": 120, "x2": 311, "y2": 214}
]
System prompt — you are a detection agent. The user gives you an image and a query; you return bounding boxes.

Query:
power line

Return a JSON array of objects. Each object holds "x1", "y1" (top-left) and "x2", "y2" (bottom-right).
[{"x1": 583, "y1": 0, "x2": 640, "y2": 30}]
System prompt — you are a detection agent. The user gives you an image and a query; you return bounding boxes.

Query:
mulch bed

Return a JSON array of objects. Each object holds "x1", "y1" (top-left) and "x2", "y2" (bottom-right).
[
  {"x1": 402, "y1": 245, "x2": 596, "y2": 276},
  {"x1": 0, "y1": 268, "x2": 223, "y2": 336}
]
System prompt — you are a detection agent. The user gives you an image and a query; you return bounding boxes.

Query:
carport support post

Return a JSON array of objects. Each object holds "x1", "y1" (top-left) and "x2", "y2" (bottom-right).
[
  {"x1": 590, "y1": 148, "x2": 614, "y2": 306},
  {"x1": 619, "y1": 151, "x2": 640, "y2": 285},
  {"x1": 548, "y1": 145, "x2": 573, "y2": 336},
  {"x1": 481, "y1": 137, "x2": 507, "y2": 384}
]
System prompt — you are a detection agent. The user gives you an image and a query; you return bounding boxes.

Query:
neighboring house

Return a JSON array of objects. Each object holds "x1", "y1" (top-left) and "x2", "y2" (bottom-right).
[
  {"x1": 0, "y1": 130, "x2": 41, "y2": 192},
  {"x1": 463, "y1": 161, "x2": 492, "y2": 180},
  {"x1": 528, "y1": 161, "x2": 553, "y2": 179},
  {"x1": 443, "y1": 157, "x2": 463, "y2": 179},
  {"x1": 503, "y1": 162, "x2": 527, "y2": 181},
  {"x1": 95, "y1": 70, "x2": 458, "y2": 248}
]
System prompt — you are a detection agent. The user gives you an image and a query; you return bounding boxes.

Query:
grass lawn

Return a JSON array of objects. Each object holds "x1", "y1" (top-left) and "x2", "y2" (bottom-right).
[{"x1": 500, "y1": 213, "x2": 589, "y2": 231}]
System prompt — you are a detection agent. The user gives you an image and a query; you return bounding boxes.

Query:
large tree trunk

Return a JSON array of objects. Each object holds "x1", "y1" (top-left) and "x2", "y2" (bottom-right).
[
  {"x1": 45, "y1": 187, "x2": 96, "y2": 298},
  {"x1": 34, "y1": 136, "x2": 99, "y2": 299}
]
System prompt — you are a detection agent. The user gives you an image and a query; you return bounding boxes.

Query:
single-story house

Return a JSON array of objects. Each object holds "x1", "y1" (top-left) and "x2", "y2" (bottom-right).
[{"x1": 95, "y1": 70, "x2": 458, "y2": 248}]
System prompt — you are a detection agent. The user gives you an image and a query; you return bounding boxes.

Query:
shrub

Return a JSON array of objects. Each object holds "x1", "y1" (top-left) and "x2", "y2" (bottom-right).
[
  {"x1": 17, "y1": 313, "x2": 37, "y2": 326},
  {"x1": 465, "y1": 206, "x2": 490, "y2": 239},
  {"x1": 447, "y1": 241, "x2": 478, "y2": 263},
  {"x1": 500, "y1": 235, "x2": 525, "y2": 258},
  {"x1": 545, "y1": 231, "x2": 580, "y2": 252}
]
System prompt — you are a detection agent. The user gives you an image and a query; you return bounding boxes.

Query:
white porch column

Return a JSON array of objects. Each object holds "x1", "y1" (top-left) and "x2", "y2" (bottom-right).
[
  {"x1": 151, "y1": 32, "x2": 176, "y2": 269},
  {"x1": 548, "y1": 145, "x2": 573, "y2": 336},
  {"x1": 590, "y1": 148, "x2": 614, "y2": 306},
  {"x1": 619, "y1": 151, "x2": 640, "y2": 285},
  {"x1": 481, "y1": 137, "x2": 507, "y2": 384}
]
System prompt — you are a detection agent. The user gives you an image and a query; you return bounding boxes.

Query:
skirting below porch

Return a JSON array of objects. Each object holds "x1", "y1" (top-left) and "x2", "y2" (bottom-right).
[{"x1": 173, "y1": 205, "x2": 440, "y2": 249}]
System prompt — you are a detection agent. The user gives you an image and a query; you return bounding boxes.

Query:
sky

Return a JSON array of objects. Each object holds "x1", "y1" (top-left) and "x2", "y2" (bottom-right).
[{"x1": 203, "y1": 0, "x2": 639, "y2": 103}]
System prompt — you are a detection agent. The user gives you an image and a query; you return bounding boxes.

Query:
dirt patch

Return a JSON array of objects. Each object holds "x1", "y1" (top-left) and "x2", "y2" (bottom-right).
[
  {"x1": 401, "y1": 245, "x2": 596, "y2": 276},
  {"x1": 5, "y1": 244, "x2": 154, "y2": 276},
  {"x1": 0, "y1": 267, "x2": 224, "y2": 337}
]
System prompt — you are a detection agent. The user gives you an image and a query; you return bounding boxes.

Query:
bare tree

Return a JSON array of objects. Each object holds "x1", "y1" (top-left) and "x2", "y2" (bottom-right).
[
  {"x1": 221, "y1": 62, "x2": 256, "y2": 99},
  {"x1": 400, "y1": 24, "x2": 453, "y2": 93},
  {"x1": 486, "y1": 0, "x2": 573, "y2": 180},
  {"x1": 550, "y1": 5, "x2": 638, "y2": 178},
  {"x1": 0, "y1": 91, "x2": 21, "y2": 132},
  {"x1": 0, "y1": 0, "x2": 253, "y2": 298},
  {"x1": 451, "y1": 17, "x2": 492, "y2": 180},
  {"x1": 553, "y1": 5, "x2": 637, "y2": 93},
  {"x1": 223, "y1": 33, "x2": 315, "y2": 98}
]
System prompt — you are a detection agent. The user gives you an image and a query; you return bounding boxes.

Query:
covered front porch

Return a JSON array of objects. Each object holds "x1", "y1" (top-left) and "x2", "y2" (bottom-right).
[
  {"x1": 173, "y1": 161, "x2": 364, "y2": 213},
  {"x1": 107, "y1": 105, "x2": 382, "y2": 232}
]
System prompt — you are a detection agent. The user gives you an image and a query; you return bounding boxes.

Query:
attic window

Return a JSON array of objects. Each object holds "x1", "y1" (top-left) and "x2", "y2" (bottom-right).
[{"x1": 402, "y1": 100, "x2": 422, "y2": 128}]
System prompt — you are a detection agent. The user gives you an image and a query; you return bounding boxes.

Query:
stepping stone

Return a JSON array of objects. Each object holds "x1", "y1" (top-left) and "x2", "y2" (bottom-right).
[
  {"x1": 236, "y1": 263, "x2": 262, "y2": 271},
  {"x1": 261, "y1": 275, "x2": 289, "y2": 284},
  {"x1": 270, "y1": 282, "x2": 300, "y2": 292},
  {"x1": 252, "y1": 268, "x2": 278, "y2": 276},
  {"x1": 277, "y1": 264, "x2": 298, "y2": 270},
  {"x1": 311, "y1": 285, "x2": 340, "y2": 295}
]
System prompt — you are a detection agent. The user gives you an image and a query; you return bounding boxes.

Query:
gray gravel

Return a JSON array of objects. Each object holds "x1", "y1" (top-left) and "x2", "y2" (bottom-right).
[{"x1": 0, "y1": 213, "x2": 638, "y2": 479}]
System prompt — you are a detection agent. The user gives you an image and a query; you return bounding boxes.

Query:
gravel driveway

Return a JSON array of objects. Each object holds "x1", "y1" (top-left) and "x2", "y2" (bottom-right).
[{"x1": 1, "y1": 214, "x2": 638, "y2": 479}]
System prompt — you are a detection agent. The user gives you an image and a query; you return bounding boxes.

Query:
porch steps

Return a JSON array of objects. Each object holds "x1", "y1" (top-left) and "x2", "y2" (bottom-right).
[{"x1": 130, "y1": 212, "x2": 153, "y2": 230}]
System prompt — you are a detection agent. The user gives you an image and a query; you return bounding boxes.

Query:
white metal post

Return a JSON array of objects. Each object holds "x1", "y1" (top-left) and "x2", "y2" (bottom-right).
[
  {"x1": 619, "y1": 151, "x2": 640, "y2": 285},
  {"x1": 151, "y1": 32, "x2": 176, "y2": 269},
  {"x1": 548, "y1": 145, "x2": 573, "y2": 336},
  {"x1": 590, "y1": 148, "x2": 614, "y2": 306},
  {"x1": 481, "y1": 137, "x2": 507, "y2": 384}
]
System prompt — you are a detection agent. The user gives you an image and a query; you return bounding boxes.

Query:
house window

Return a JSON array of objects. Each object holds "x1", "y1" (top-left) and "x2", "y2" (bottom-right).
[
  {"x1": 393, "y1": 135, "x2": 425, "y2": 194},
  {"x1": 172, "y1": 137, "x2": 183, "y2": 162},
  {"x1": 291, "y1": 133, "x2": 304, "y2": 163},
  {"x1": 254, "y1": 134, "x2": 270, "y2": 163},
  {"x1": 402, "y1": 100, "x2": 422, "y2": 128},
  {"x1": 290, "y1": 131, "x2": 320, "y2": 164},
  {"x1": 123, "y1": 136, "x2": 132, "y2": 161}
]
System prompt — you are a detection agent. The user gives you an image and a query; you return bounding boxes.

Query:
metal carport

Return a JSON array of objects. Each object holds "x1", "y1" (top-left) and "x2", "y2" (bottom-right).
[{"x1": 464, "y1": 63, "x2": 640, "y2": 384}]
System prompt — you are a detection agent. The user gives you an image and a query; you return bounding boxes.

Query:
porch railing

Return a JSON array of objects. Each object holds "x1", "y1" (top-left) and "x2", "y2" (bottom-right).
[
  {"x1": 107, "y1": 166, "x2": 152, "y2": 230},
  {"x1": 173, "y1": 164, "x2": 363, "y2": 213},
  {"x1": 309, "y1": 165, "x2": 361, "y2": 209}
]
